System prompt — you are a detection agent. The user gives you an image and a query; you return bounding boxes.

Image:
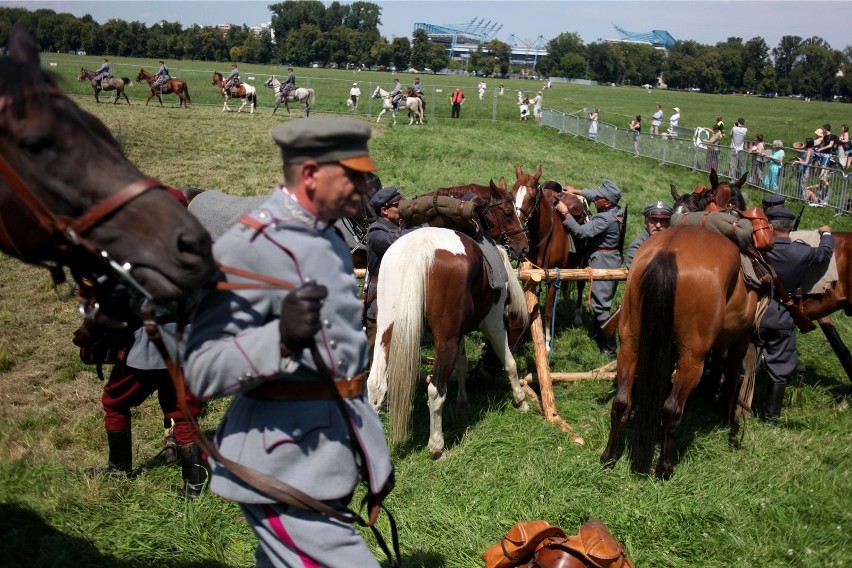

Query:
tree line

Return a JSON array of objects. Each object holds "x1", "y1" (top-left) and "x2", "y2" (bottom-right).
[{"x1": 2, "y1": 2, "x2": 850, "y2": 99}]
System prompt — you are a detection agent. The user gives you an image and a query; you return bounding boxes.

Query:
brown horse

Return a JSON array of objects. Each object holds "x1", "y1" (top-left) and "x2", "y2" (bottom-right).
[
  {"x1": 600, "y1": 226, "x2": 763, "y2": 479},
  {"x1": 797, "y1": 232, "x2": 852, "y2": 319},
  {"x1": 366, "y1": 224, "x2": 529, "y2": 458},
  {"x1": 212, "y1": 72, "x2": 258, "y2": 114},
  {"x1": 1, "y1": 28, "x2": 213, "y2": 304},
  {"x1": 78, "y1": 68, "x2": 131, "y2": 105},
  {"x1": 136, "y1": 69, "x2": 191, "y2": 107},
  {"x1": 672, "y1": 169, "x2": 747, "y2": 213},
  {"x1": 513, "y1": 164, "x2": 590, "y2": 348}
]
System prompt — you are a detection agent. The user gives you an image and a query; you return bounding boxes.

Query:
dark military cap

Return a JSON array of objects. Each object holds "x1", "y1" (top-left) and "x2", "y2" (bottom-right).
[
  {"x1": 762, "y1": 194, "x2": 786, "y2": 208},
  {"x1": 370, "y1": 186, "x2": 401, "y2": 209},
  {"x1": 587, "y1": 180, "x2": 622, "y2": 204},
  {"x1": 272, "y1": 117, "x2": 376, "y2": 172},
  {"x1": 766, "y1": 206, "x2": 796, "y2": 221},
  {"x1": 643, "y1": 200, "x2": 673, "y2": 217}
]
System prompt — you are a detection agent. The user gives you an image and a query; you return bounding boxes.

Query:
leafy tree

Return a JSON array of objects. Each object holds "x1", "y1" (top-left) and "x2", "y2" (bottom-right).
[
  {"x1": 586, "y1": 42, "x2": 624, "y2": 83},
  {"x1": 425, "y1": 42, "x2": 450, "y2": 72},
  {"x1": 345, "y1": 2, "x2": 381, "y2": 31},
  {"x1": 100, "y1": 18, "x2": 130, "y2": 56},
  {"x1": 538, "y1": 32, "x2": 585, "y2": 76},
  {"x1": 284, "y1": 23, "x2": 322, "y2": 65},
  {"x1": 410, "y1": 28, "x2": 430, "y2": 70},
  {"x1": 716, "y1": 37, "x2": 744, "y2": 91},
  {"x1": 390, "y1": 36, "x2": 410, "y2": 70},
  {"x1": 743, "y1": 37, "x2": 770, "y2": 88},
  {"x1": 323, "y1": 1, "x2": 349, "y2": 30},
  {"x1": 269, "y1": 0, "x2": 325, "y2": 37},
  {"x1": 483, "y1": 39, "x2": 511, "y2": 75},
  {"x1": 788, "y1": 39, "x2": 842, "y2": 98}
]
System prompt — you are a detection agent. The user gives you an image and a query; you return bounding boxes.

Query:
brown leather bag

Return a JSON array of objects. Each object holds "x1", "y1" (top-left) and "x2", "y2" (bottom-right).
[
  {"x1": 739, "y1": 207, "x2": 774, "y2": 251},
  {"x1": 483, "y1": 519, "x2": 634, "y2": 568}
]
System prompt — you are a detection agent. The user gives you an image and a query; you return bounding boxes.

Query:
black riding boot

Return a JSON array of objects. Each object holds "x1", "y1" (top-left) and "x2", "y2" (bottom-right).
[
  {"x1": 86, "y1": 430, "x2": 132, "y2": 477},
  {"x1": 179, "y1": 443, "x2": 209, "y2": 499},
  {"x1": 162, "y1": 426, "x2": 179, "y2": 466},
  {"x1": 764, "y1": 382, "x2": 786, "y2": 425}
]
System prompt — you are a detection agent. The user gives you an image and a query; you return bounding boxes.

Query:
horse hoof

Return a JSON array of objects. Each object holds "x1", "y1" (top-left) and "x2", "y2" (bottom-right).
[
  {"x1": 430, "y1": 448, "x2": 448, "y2": 460},
  {"x1": 516, "y1": 400, "x2": 530, "y2": 413}
]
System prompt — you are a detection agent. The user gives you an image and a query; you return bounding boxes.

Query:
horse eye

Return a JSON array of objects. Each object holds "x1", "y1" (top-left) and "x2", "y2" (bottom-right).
[{"x1": 19, "y1": 135, "x2": 56, "y2": 156}]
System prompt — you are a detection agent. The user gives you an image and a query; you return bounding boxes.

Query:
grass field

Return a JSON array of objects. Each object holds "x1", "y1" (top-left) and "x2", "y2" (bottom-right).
[{"x1": 1, "y1": 56, "x2": 851, "y2": 567}]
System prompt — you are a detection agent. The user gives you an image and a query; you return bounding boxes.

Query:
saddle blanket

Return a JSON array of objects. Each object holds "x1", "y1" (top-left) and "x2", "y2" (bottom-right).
[
  {"x1": 790, "y1": 230, "x2": 839, "y2": 294},
  {"x1": 476, "y1": 235, "x2": 510, "y2": 291}
]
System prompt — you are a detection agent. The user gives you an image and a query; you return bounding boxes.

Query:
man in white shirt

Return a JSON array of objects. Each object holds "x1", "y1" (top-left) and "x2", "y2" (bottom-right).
[
  {"x1": 729, "y1": 118, "x2": 748, "y2": 178},
  {"x1": 667, "y1": 107, "x2": 681, "y2": 137},
  {"x1": 651, "y1": 104, "x2": 663, "y2": 135},
  {"x1": 349, "y1": 82, "x2": 361, "y2": 110}
]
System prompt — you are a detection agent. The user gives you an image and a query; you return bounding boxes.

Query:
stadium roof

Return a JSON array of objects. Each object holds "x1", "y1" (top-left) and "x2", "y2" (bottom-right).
[{"x1": 611, "y1": 23, "x2": 676, "y2": 49}]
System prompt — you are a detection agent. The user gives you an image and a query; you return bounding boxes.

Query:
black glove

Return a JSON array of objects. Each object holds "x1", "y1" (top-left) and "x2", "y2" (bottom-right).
[{"x1": 279, "y1": 282, "x2": 328, "y2": 354}]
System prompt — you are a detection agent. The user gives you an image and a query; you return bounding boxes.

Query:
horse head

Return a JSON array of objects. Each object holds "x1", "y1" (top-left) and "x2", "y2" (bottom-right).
[
  {"x1": 371, "y1": 86, "x2": 383, "y2": 99},
  {"x1": 709, "y1": 168, "x2": 748, "y2": 211},
  {"x1": 671, "y1": 183, "x2": 709, "y2": 214},
  {"x1": 487, "y1": 179, "x2": 529, "y2": 261},
  {"x1": 512, "y1": 163, "x2": 543, "y2": 194},
  {"x1": 1, "y1": 27, "x2": 213, "y2": 304},
  {"x1": 211, "y1": 72, "x2": 222, "y2": 85},
  {"x1": 77, "y1": 68, "x2": 88, "y2": 81},
  {"x1": 264, "y1": 76, "x2": 276, "y2": 89},
  {"x1": 136, "y1": 69, "x2": 148, "y2": 82}
]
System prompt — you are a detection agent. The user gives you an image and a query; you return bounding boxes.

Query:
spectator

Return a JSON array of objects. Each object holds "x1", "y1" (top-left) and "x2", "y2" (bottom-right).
[
  {"x1": 651, "y1": 104, "x2": 663, "y2": 135},
  {"x1": 478, "y1": 80, "x2": 487, "y2": 100},
  {"x1": 628, "y1": 115, "x2": 641, "y2": 157},
  {"x1": 349, "y1": 82, "x2": 361, "y2": 110},
  {"x1": 450, "y1": 88, "x2": 464, "y2": 118},
  {"x1": 667, "y1": 106, "x2": 680, "y2": 136},
  {"x1": 519, "y1": 94, "x2": 530, "y2": 121},
  {"x1": 748, "y1": 133, "x2": 766, "y2": 185},
  {"x1": 838, "y1": 124, "x2": 850, "y2": 169},
  {"x1": 532, "y1": 91, "x2": 544, "y2": 122},
  {"x1": 715, "y1": 115, "x2": 725, "y2": 136},
  {"x1": 792, "y1": 139, "x2": 818, "y2": 203},
  {"x1": 763, "y1": 139, "x2": 785, "y2": 192},
  {"x1": 816, "y1": 123, "x2": 839, "y2": 167},
  {"x1": 705, "y1": 124, "x2": 723, "y2": 172},
  {"x1": 729, "y1": 118, "x2": 748, "y2": 178},
  {"x1": 588, "y1": 106, "x2": 599, "y2": 139}
]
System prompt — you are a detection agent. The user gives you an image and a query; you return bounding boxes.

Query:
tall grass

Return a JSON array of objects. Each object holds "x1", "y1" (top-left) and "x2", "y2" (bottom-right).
[{"x1": 0, "y1": 62, "x2": 850, "y2": 566}]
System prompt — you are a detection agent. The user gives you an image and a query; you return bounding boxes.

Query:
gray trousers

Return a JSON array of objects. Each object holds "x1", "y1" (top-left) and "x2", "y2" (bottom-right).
[
  {"x1": 243, "y1": 501, "x2": 381, "y2": 567},
  {"x1": 760, "y1": 326, "x2": 798, "y2": 386}
]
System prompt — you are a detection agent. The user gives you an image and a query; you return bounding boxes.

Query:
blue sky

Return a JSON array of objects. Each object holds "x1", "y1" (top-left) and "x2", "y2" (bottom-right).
[{"x1": 4, "y1": 1, "x2": 851, "y2": 51}]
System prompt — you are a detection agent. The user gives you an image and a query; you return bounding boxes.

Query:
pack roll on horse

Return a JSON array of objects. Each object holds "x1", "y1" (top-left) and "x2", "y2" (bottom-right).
[
  {"x1": 370, "y1": 86, "x2": 424, "y2": 126},
  {"x1": 0, "y1": 26, "x2": 214, "y2": 308},
  {"x1": 211, "y1": 71, "x2": 257, "y2": 114},
  {"x1": 77, "y1": 68, "x2": 132, "y2": 105},
  {"x1": 263, "y1": 76, "x2": 316, "y2": 117},
  {"x1": 135, "y1": 68, "x2": 191, "y2": 108}
]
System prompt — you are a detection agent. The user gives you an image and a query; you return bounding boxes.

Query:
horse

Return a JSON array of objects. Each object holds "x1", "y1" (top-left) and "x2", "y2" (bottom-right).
[
  {"x1": 370, "y1": 86, "x2": 424, "y2": 126},
  {"x1": 263, "y1": 76, "x2": 316, "y2": 117},
  {"x1": 77, "y1": 68, "x2": 132, "y2": 105},
  {"x1": 600, "y1": 226, "x2": 764, "y2": 479},
  {"x1": 1, "y1": 27, "x2": 214, "y2": 307},
  {"x1": 135, "y1": 69, "x2": 191, "y2": 108},
  {"x1": 513, "y1": 165, "x2": 590, "y2": 349},
  {"x1": 367, "y1": 225, "x2": 529, "y2": 459},
  {"x1": 672, "y1": 169, "x2": 747, "y2": 214},
  {"x1": 212, "y1": 72, "x2": 257, "y2": 114}
]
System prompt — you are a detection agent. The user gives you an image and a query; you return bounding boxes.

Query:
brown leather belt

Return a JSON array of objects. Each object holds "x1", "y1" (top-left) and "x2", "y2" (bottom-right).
[
  {"x1": 244, "y1": 371, "x2": 367, "y2": 401},
  {"x1": 593, "y1": 247, "x2": 617, "y2": 253}
]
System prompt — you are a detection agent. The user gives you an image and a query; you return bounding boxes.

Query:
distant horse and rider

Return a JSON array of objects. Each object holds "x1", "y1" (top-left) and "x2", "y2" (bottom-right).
[
  {"x1": 136, "y1": 68, "x2": 191, "y2": 108},
  {"x1": 77, "y1": 68, "x2": 132, "y2": 105},
  {"x1": 371, "y1": 86, "x2": 424, "y2": 126},
  {"x1": 211, "y1": 71, "x2": 257, "y2": 114},
  {"x1": 263, "y1": 76, "x2": 316, "y2": 117}
]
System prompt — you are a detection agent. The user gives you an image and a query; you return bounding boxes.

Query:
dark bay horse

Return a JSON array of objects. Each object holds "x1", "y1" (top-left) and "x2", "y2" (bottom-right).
[
  {"x1": 136, "y1": 69, "x2": 191, "y2": 108},
  {"x1": 212, "y1": 72, "x2": 257, "y2": 114},
  {"x1": 1, "y1": 27, "x2": 213, "y2": 304},
  {"x1": 672, "y1": 169, "x2": 747, "y2": 214},
  {"x1": 367, "y1": 225, "x2": 529, "y2": 458},
  {"x1": 78, "y1": 68, "x2": 131, "y2": 105},
  {"x1": 600, "y1": 226, "x2": 763, "y2": 479},
  {"x1": 512, "y1": 164, "x2": 590, "y2": 349},
  {"x1": 800, "y1": 232, "x2": 852, "y2": 319}
]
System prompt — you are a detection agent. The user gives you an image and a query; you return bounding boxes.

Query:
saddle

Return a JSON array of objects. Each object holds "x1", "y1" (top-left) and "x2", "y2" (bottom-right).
[
  {"x1": 483, "y1": 519, "x2": 634, "y2": 568},
  {"x1": 672, "y1": 209, "x2": 772, "y2": 252}
]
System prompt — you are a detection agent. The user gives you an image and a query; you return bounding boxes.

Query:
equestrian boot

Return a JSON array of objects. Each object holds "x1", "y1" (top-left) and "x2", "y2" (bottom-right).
[
  {"x1": 764, "y1": 382, "x2": 786, "y2": 425},
  {"x1": 161, "y1": 424, "x2": 179, "y2": 466},
  {"x1": 85, "y1": 430, "x2": 132, "y2": 477},
  {"x1": 179, "y1": 442, "x2": 209, "y2": 499}
]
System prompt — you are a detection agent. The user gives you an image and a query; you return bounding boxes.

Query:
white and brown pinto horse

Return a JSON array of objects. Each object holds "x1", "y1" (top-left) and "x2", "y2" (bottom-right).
[{"x1": 367, "y1": 227, "x2": 528, "y2": 459}]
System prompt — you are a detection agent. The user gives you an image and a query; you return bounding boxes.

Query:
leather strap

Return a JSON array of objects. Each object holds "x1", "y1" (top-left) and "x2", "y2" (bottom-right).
[{"x1": 244, "y1": 372, "x2": 367, "y2": 401}]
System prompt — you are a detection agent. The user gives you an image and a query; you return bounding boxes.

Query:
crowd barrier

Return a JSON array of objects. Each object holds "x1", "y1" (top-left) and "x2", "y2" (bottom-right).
[{"x1": 541, "y1": 108, "x2": 852, "y2": 215}]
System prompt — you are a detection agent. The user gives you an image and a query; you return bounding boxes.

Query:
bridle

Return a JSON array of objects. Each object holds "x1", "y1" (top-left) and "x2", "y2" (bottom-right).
[
  {"x1": 479, "y1": 195, "x2": 527, "y2": 255},
  {"x1": 515, "y1": 181, "x2": 557, "y2": 250},
  {"x1": 0, "y1": 86, "x2": 169, "y2": 304}
]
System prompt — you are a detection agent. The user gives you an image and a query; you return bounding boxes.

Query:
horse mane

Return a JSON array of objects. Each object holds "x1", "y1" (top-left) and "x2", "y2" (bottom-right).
[{"x1": 498, "y1": 246, "x2": 528, "y2": 323}]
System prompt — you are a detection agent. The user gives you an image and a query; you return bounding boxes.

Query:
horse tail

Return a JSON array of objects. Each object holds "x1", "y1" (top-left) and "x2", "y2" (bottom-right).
[
  {"x1": 630, "y1": 250, "x2": 678, "y2": 473},
  {"x1": 387, "y1": 236, "x2": 434, "y2": 444},
  {"x1": 498, "y1": 246, "x2": 528, "y2": 324},
  {"x1": 183, "y1": 81, "x2": 191, "y2": 103},
  {"x1": 122, "y1": 78, "x2": 132, "y2": 88},
  {"x1": 308, "y1": 88, "x2": 316, "y2": 108}
]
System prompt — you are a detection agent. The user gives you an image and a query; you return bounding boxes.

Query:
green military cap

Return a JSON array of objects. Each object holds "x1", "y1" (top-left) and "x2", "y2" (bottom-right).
[{"x1": 272, "y1": 117, "x2": 377, "y2": 172}]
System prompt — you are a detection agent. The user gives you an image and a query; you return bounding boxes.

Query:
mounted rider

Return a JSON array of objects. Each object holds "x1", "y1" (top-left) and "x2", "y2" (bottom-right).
[
  {"x1": 281, "y1": 66, "x2": 296, "y2": 98},
  {"x1": 411, "y1": 77, "x2": 425, "y2": 104},
  {"x1": 94, "y1": 58, "x2": 111, "y2": 91},
  {"x1": 389, "y1": 78, "x2": 404, "y2": 111},
  {"x1": 223, "y1": 63, "x2": 240, "y2": 99},
  {"x1": 154, "y1": 59, "x2": 170, "y2": 88}
]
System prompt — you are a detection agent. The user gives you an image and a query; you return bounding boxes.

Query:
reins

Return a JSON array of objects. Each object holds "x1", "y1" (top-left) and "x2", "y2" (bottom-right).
[{"x1": 142, "y1": 264, "x2": 401, "y2": 567}]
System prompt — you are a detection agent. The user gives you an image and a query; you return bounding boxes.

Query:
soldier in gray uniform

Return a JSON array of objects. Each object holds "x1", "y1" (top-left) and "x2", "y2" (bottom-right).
[
  {"x1": 94, "y1": 57, "x2": 110, "y2": 90},
  {"x1": 223, "y1": 63, "x2": 239, "y2": 99},
  {"x1": 625, "y1": 200, "x2": 673, "y2": 268},
  {"x1": 554, "y1": 180, "x2": 625, "y2": 356},
  {"x1": 185, "y1": 117, "x2": 395, "y2": 568},
  {"x1": 759, "y1": 207, "x2": 833, "y2": 424}
]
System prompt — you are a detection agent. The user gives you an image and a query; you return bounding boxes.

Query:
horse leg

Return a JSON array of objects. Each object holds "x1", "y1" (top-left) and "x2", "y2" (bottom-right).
[
  {"x1": 657, "y1": 353, "x2": 705, "y2": 479},
  {"x1": 601, "y1": 347, "x2": 638, "y2": 466},
  {"x1": 238, "y1": 98, "x2": 247, "y2": 113},
  {"x1": 543, "y1": 284, "x2": 556, "y2": 352},
  {"x1": 452, "y1": 340, "x2": 469, "y2": 404},
  {"x1": 376, "y1": 108, "x2": 384, "y2": 123},
  {"x1": 428, "y1": 333, "x2": 459, "y2": 459},
  {"x1": 480, "y1": 304, "x2": 528, "y2": 411}
]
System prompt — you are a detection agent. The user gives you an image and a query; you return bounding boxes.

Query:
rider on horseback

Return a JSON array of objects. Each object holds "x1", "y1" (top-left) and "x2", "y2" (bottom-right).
[
  {"x1": 281, "y1": 67, "x2": 296, "y2": 98},
  {"x1": 155, "y1": 60, "x2": 170, "y2": 90},
  {"x1": 223, "y1": 63, "x2": 239, "y2": 99},
  {"x1": 411, "y1": 77, "x2": 425, "y2": 105},
  {"x1": 94, "y1": 58, "x2": 110, "y2": 91},
  {"x1": 389, "y1": 78, "x2": 403, "y2": 111}
]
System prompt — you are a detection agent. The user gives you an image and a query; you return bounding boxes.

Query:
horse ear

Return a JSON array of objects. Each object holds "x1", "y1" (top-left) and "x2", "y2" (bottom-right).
[
  {"x1": 709, "y1": 168, "x2": 719, "y2": 189},
  {"x1": 515, "y1": 164, "x2": 523, "y2": 179},
  {"x1": 735, "y1": 171, "x2": 748, "y2": 188},
  {"x1": 533, "y1": 165, "x2": 543, "y2": 183},
  {"x1": 498, "y1": 177, "x2": 507, "y2": 190},
  {"x1": 9, "y1": 25, "x2": 40, "y2": 67},
  {"x1": 670, "y1": 184, "x2": 681, "y2": 201}
]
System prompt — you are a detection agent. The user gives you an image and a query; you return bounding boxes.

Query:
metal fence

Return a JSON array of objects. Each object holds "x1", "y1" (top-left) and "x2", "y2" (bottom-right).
[{"x1": 541, "y1": 108, "x2": 852, "y2": 215}]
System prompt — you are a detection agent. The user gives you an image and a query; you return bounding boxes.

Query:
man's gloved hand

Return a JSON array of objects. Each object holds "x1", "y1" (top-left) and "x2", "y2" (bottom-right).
[
  {"x1": 72, "y1": 313, "x2": 128, "y2": 348},
  {"x1": 279, "y1": 282, "x2": 328, "y2": 354}
]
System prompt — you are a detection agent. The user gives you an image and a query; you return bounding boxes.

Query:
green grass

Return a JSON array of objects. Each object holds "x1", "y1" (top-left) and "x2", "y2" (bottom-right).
[{"x1": 1, "y1": 58, "x2": 851, "y2": 567}]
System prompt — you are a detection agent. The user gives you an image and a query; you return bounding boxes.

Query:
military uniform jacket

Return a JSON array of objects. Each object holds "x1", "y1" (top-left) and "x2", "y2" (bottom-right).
[
  {"x1": 95, "y1": 62, "x2": 110, "y2": 76},
  {"x1": 364, "y1": 218, "x2": 415, "y2": 320},
  {"x1": 561, "y1": 194, "x2": 623, "y2": 269},
  {"x1": 284, "y1": 72, "x2": 295, "y2": 86},
  {"x1": 625, "y1": 229, "x2": 651, "y2": 269},
  {"x1": 226, "y1": 67, "x2": 239, "y2": 81},
  {"x1": 185, "y1": 188, "x2": 394, "y2": 505},
  {"x1": 761, "y1": 234, "x2": 834, "y2": 330},
  {"x1": 157, "y1": 64, "x2": 170, "y2": 79}
]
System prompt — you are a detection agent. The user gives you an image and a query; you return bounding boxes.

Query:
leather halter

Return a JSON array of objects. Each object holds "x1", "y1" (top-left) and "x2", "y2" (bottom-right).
[{"x1": 0, "y1": 86, "x2": 166, "y2": 297}]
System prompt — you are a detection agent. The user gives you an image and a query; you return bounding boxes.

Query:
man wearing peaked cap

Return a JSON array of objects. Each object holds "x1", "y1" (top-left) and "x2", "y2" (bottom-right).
[
  {"x1": 185, "y1": 117, "x2": 394, "y2": 567},
  {"x1": 554, "y1": 180, "x2": 625, "y2": 357},
  {"x1": 625, "y1": 200, "x2": 673, "y2": 268},
  {"x1": 761, "y1": 193, "x2": 786, "y2": 212},
  {"x1": 364, "y1": 184, "x2": 419, "y2": 356},
  {"x1": 759, "y1": 206, "x2": 834, "y2": 425}
]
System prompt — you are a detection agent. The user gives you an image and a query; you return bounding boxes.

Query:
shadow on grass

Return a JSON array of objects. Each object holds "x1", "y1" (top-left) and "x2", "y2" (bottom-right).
[{"x1": 382, "y1": 550, "x2": 445, "y2": 567}]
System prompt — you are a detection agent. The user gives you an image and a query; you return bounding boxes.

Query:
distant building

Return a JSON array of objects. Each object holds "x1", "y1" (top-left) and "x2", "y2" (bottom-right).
[{"x1": 414, "y1": 18, "x2": 548, "y2": 67}]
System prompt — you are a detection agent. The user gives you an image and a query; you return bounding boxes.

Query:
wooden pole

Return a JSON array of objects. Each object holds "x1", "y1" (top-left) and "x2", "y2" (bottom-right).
[{"x1": 518, "y1": 267, "x2": 629, "y2": 282}]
